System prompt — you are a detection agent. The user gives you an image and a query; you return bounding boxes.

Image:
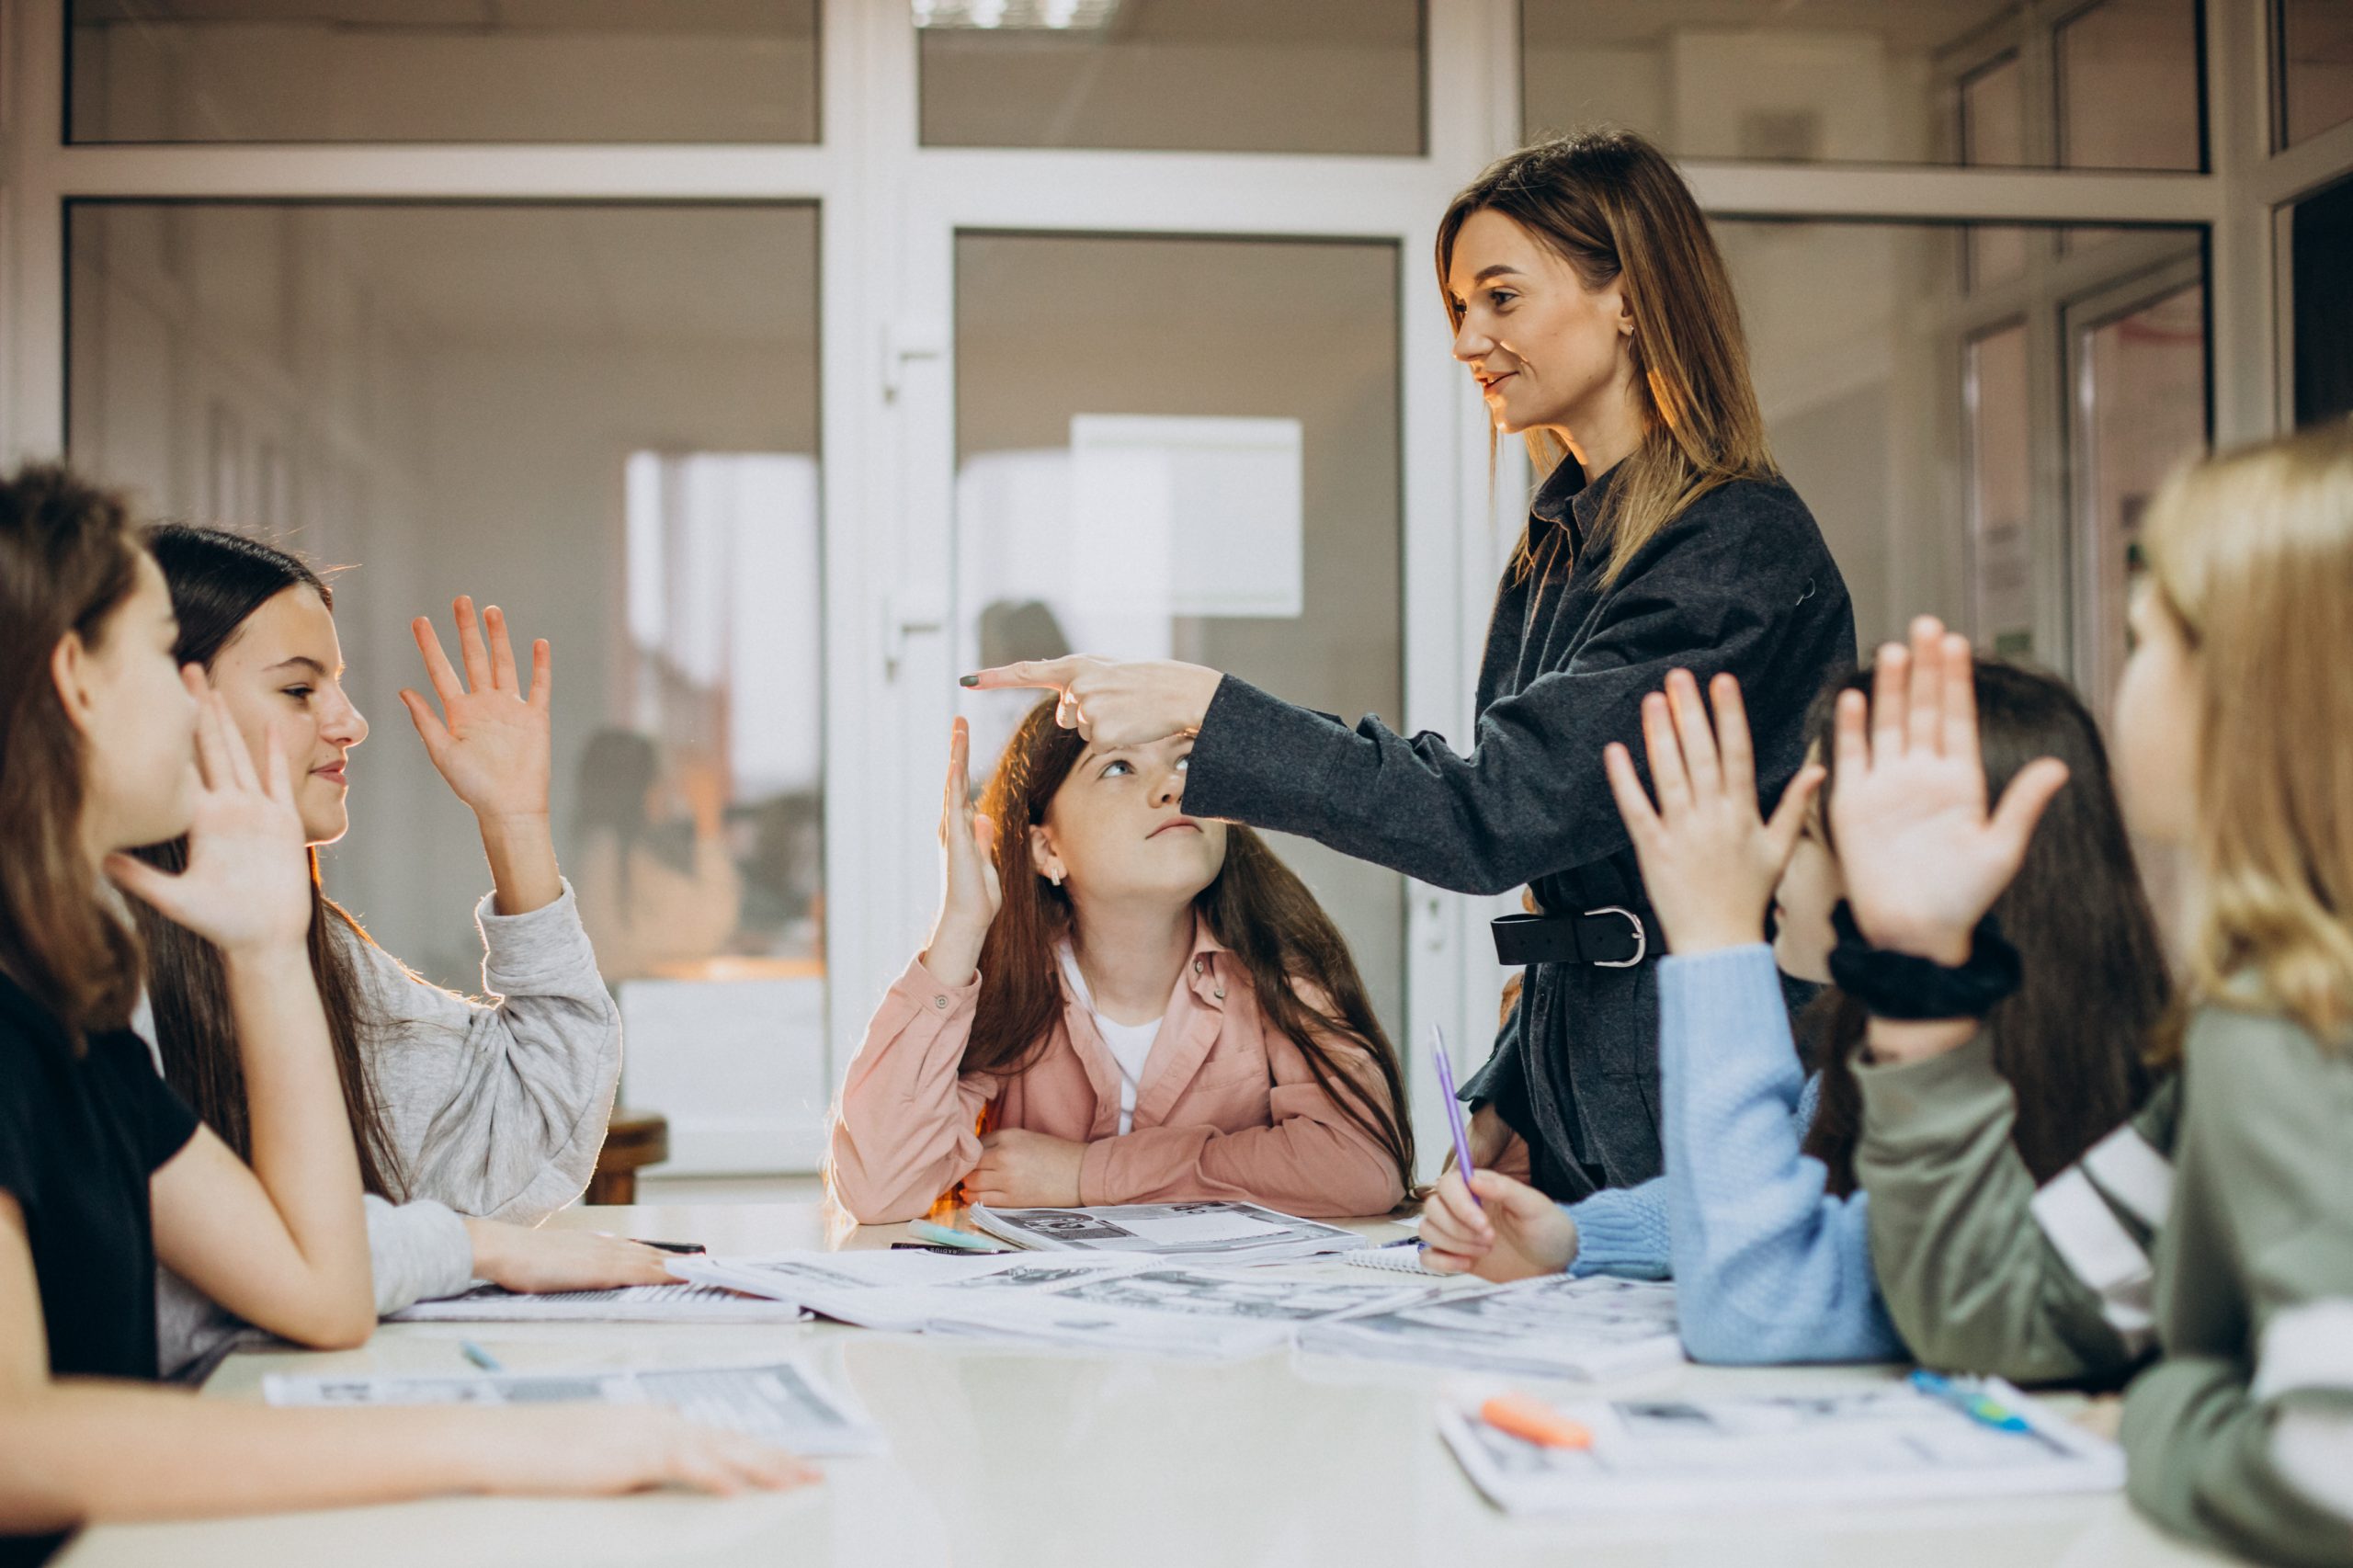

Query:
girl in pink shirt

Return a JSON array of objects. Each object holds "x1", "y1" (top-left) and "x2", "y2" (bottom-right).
[{"x1": 826, "y1": 699, "x2": 1415, "y2": 1225}]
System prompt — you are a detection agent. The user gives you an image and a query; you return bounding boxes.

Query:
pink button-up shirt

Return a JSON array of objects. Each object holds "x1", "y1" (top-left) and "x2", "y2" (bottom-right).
[{"x1": 825, "y1": 918, "x2": 1406, "y2": 1225}]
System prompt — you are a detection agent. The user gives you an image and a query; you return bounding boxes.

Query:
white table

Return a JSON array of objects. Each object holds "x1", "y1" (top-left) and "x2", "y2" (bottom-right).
[{"x1": 60, "y1": 1202, "x2": 2228, "y2": 1568}]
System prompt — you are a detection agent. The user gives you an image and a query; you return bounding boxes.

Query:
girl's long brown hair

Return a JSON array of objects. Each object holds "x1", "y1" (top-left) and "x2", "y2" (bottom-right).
[
  {"x1": 1436, "y1": 127, "x2": 1776, "y2": 587},
  {"x1": 2144, "y1": 421, "x2": 2353, "y2": 1047},
  {"x1": 130, "y1": 526, "x2": 399, "y2": 1199},
  {"x1": 0, "y1": 466, "x2": 148, "y2": 1039},
  {"x1": 1800, "y1": 660, "x2": 2167, "y2": 1195},
  {"x1": 965, "y1": 699, "x2": 1416, "y2": 1195}
]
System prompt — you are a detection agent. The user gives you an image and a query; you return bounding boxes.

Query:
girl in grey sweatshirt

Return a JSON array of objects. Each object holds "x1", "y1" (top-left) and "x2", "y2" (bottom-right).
[{"x1": 134, "y1": 527, "x2": 670, "y2": 1380}]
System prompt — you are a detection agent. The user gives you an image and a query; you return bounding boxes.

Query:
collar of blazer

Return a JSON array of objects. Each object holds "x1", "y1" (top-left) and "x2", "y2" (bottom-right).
[{"x1": 1057, "y1": 914, "x2": 1242, "y2": 1134}]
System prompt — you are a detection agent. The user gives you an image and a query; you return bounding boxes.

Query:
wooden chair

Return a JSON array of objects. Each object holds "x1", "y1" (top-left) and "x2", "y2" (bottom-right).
[{"x1": 585, "y1": 1109, "x2": 669, "y2": 1206}]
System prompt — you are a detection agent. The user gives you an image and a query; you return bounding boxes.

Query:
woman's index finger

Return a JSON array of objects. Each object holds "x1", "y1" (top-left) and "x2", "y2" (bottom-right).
[{"x1": 962, "y1": 658, "x2": 1074, "y2": 692}]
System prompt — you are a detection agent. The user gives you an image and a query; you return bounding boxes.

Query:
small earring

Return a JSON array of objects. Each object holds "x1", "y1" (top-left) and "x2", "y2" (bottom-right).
[{"x1": 1049, "y1": 869, "x2": 1064, "y2": 888}]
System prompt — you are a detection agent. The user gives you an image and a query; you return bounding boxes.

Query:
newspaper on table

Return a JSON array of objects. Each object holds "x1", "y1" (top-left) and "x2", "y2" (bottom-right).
[
  {"x1": 263, "y1": 1358, "x2": 885, "y2": 1457},
  {"x1": 389, "y1": 1278, "x2": 808, "y2": 1324},
  {"x1": 1299, "y1": 1275, "x2": 1684, "y2": 1381},
  {"x1": 923, "y1": 1264, "x2": 1438, "y2": 1359},
  {"x1": 1439, "y1": 1380, "x2": 2124, "y2": 1515},
  {"x1": 672, "y1": 1248, "x2": 1127, "y2": 1332},
  {"x1": 968, "y1": 1199, "x2": 1370, "y2": 1262}
]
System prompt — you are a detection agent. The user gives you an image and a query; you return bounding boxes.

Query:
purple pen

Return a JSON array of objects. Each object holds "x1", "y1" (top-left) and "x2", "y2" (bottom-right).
[{"x1": 1433, "y1": 1024, "x2": 1482, "y2": 1209}]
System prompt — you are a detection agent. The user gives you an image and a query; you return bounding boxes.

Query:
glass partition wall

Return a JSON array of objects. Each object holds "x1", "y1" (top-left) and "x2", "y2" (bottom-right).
[{"x1": 6, "y1": 0, "x2": 2340, "y2": 1181}]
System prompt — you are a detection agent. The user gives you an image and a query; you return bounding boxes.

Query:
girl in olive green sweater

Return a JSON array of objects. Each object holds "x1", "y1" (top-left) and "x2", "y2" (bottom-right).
[{"x1": 1826, "y1": 427, "x2": 2353, "y2": 1568}]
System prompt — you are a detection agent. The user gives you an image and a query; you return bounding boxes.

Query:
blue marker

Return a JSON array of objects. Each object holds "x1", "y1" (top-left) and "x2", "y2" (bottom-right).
[
  {"x1": 1433, "y1": 1024, "x2": 1481, "y2": 1210},
  {"x1": 1910, "y1": 1369, "x2": 2032, "y2": 1433},
  {"x1": 459, "y1": 1339, "x2": 505, "y2": 1373}
]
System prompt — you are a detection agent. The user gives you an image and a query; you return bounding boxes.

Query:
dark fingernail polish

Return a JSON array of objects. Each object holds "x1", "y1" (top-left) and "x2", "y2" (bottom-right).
[{"x1": 959, "y1": 674, "x2": 979, "y2": 687}]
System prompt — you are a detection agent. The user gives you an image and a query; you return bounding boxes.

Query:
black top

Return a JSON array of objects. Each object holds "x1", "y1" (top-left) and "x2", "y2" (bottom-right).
[
  {"x1": 0, "y1": 969, "x2": 199, "y2": 1375},
  {"x1": 1186, "y1": 459, "x2": 1856, "y2": 1199}
]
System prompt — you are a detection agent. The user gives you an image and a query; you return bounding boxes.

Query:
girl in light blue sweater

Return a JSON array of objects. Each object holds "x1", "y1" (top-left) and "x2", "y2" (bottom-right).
[{"x1": 1423, "y1": 647, "x2": 2166, "y2": 1365}]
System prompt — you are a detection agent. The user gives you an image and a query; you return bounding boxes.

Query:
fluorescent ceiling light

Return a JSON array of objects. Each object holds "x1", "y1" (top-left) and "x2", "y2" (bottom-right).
[{"x1": 915, "y1": 0, "x2": 1120, "y2": 30}]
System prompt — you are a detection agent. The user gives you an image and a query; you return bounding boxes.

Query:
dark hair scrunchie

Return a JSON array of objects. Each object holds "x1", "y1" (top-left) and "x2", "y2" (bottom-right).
[{"x1": 1827, "y1": 901, "x2": 2021, "y2": 1020}]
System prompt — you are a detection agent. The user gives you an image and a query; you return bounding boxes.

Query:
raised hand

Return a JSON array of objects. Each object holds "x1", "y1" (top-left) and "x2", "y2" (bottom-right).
[
  {"x1": 1419, "y1": 1167, "x2": 1577, "y2": 1282},
  {"x1": 1603, "y1": 669, "x2": 1824, "y2": 956},
  {"x1": 399, "y1": 597, "x2": 552, "y2": 826},
  {"x1": 108, "y1": 677, "x2": 313, "y2": 957},
  {"x1": 1828, "y1": 618, "x2": 2070, "y2": 963},
  {"x1": 922, "y1": 718, "x2": 1003, "y2": 989},
  {"x1": 963, "y1": 656, "x2": 1222, "y2": 750}
]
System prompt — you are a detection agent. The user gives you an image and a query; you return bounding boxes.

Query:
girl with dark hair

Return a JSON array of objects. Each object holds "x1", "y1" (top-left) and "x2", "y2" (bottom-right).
[
  {"x1": 826, "y1": 705, "x2": 1414, "y2": 1224},
  {"x1": 0, "y1": 468, "x2": 810, "y2": 1563},
  {"x1": 134, "y1": 526, "x2": 667, "y2": 1381},
  {"x1": 1419, "y1": 640, "x2": 2164, "y2": 1368},
  {"x1": 967, "y1": 127, "x2": 1855, "y2": 1206}
]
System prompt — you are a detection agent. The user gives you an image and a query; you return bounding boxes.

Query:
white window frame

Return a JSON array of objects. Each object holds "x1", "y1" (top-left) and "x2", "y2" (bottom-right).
[{"x1": 3, "y1": 0, "x2": 2347, "y2": 1175}]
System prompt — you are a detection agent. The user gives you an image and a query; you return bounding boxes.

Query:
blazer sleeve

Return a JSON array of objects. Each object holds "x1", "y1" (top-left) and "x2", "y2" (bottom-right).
[
  {"x1": 824, "y1": 956, "x2": 1002, "y2": 1224},
  {"x1": 1183, "y1": 495, "x2": 1846, "y2": 895}
]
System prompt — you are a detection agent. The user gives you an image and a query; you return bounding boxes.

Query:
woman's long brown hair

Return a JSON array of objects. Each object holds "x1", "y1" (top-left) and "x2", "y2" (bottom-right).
[
  {"x1": 1436, "y1": 127, "x2": 1776, "y2": 587},
  {"x1": 0, "y1": 466, "x2": 149, "y2": 1040},
  {"x1": 1799, "y1": 660, "x2": 2168, "y2": 1195},
  {"x1": 964, "y1": 699, "x2": 1416, "y2": 1195},
  {"x1": 130, "y1": 526, "x2": 399, "y2": 1199}
]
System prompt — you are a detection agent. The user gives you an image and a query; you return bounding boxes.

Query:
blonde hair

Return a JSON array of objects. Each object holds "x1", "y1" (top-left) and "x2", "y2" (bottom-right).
[
  {"x1": 1435, "y1": 128, "x2": 1776, "y2": 586},
  {"x1": 2144, "y1": 419, "x2": 2353, "y2": 1043}
]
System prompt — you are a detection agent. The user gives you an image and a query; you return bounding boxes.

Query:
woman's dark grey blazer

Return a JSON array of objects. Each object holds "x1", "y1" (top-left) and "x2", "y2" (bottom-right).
[{"x1": 1185, "y1": 458, "x2": 1856, "y2": 1201}]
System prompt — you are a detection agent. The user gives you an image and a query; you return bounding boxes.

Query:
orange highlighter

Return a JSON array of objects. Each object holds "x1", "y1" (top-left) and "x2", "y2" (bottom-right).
[{"x1": 1479, "y1": 1393, "x2": 1593, "y2": 1450}]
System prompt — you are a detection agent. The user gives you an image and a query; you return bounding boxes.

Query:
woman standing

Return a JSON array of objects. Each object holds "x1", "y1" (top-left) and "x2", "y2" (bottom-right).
[{"x1": 971, "y1": 130, "x2": 1855, "y2": 1201}]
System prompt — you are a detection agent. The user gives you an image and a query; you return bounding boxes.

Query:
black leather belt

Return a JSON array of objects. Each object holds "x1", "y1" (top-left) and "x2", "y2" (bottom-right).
[{"x1": 1491, "y1": 908, "x2": 1649, "y2": 968}]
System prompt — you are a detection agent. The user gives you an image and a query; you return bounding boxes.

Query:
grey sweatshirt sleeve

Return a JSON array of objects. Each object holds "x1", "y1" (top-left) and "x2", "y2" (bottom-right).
[
  {"x1": 365, "y1": 1194, "x2": 477, "y2": 1314},
  {"x1": 356, "y1": 879, "x2": 622, "y2": 1222}
]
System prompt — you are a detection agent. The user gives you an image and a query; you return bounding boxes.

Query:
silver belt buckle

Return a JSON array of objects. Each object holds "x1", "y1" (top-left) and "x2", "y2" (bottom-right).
[{"x1": 1586, "y1": 905, "x2": 1647, "y2": 968}]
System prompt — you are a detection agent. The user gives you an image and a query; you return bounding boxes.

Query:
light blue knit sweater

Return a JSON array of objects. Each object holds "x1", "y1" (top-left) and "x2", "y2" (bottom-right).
[{"x1": 1562, "y1": 943, "x2": 1904, "y2": 1364}]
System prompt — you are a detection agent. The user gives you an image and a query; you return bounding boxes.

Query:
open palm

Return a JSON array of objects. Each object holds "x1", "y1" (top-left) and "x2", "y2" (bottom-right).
[
  {"x1": 1828, "y1": 619, "x2": 2070, "y2": 963},
  {"x1": 400, "y1": 597, "x2": 552, "y2": 824},
  {"x1": 108, "y1": 686, "x2": 313, "y2": 955}
]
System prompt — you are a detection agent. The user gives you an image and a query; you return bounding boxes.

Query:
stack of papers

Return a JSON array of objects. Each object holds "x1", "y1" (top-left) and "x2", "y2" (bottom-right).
[
  {"x1": 676, "y1": 1250, "x2": 1120, "y2": 1332},
  {"x1": 924, "y1": 1264, "x2": 1438, "y2": 1358},
  {"x1": 968, "y1": 1199, "x2": 1370, "y2": 1262},
  {"x1": 1439, "y1": 1381, "x2": 2124, "y2": 1515},
  {"x1": 390, "y1": 1280, "x2": 808, "y2": 1324},
  {"x1": 674, "y1": 1249, "x2": 1438, "y2": 1360},
  {"x1": 263, "y1": 1358, "x2": 885, "y2": 1457},
  {"x1": 1299, "y1": 1275, "x2": 1684, "y2": 1381}
]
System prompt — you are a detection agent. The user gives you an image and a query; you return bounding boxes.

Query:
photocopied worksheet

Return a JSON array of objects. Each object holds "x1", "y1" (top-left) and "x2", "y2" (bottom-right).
[
  {"x1": 1299, "y1": 1275, "x2": 1684, "y2": 1381},
  {"x1": 1438, "y1": 1381, "x2": 2124, "y2": 1515},
  {"x1": 389, "y1": 1278, "x2": 810, "y2": 1324},
  {"x1": 967, "y1": 1199, "x2": 1370, "y2": 1261},
  {"x1": 924, "y1": 1265, "x2": 1438, "y2": 1359},
  {"x1": 263, "y1": 1358, "x2": 887, "y2": 1458},
  {"x1": 670, "y1": 1248, "x2": 1118, "y2": 1332}
]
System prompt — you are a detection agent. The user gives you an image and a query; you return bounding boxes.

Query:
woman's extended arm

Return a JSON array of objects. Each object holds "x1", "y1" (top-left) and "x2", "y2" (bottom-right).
[{"x1": 975, "y1": 494, "x2": 1847, "y2": 895}]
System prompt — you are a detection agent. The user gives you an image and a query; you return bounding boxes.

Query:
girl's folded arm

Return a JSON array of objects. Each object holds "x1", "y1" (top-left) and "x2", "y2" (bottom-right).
[{"x1": 824, "y1": 955, "x2": 1001, "y2": 1223}]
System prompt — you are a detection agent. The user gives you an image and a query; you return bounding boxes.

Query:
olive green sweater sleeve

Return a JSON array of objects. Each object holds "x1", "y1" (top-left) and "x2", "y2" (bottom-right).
[
  {"x1": 1850, "y1": 1030, "x2": 2174, "y2": 1385},
  {"x1": 2120, "y1": 1009, "x2": 2353, "y2": 1567}
]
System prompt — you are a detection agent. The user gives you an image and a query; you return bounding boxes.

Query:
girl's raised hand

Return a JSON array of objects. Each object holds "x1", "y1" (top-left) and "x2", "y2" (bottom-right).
[
  {"x1": 963, "y1": 656, "x2": 1222, "y2": 750},
  {"x1": 923, "y1": 718, "x2": 1002, "y2": 988},
  {"x1": 1828, "y1": 618, "x2": 2070, "y2": 963},
  {"x1": 107, "y1": 676, "x2": 313, "y2": 957},
  {"x1": 1603, "y1": 669, "x2": 1824, "y2": 955},
  {"x1": 399, "y1": 597, "x2": 552, "y2": 827}
]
